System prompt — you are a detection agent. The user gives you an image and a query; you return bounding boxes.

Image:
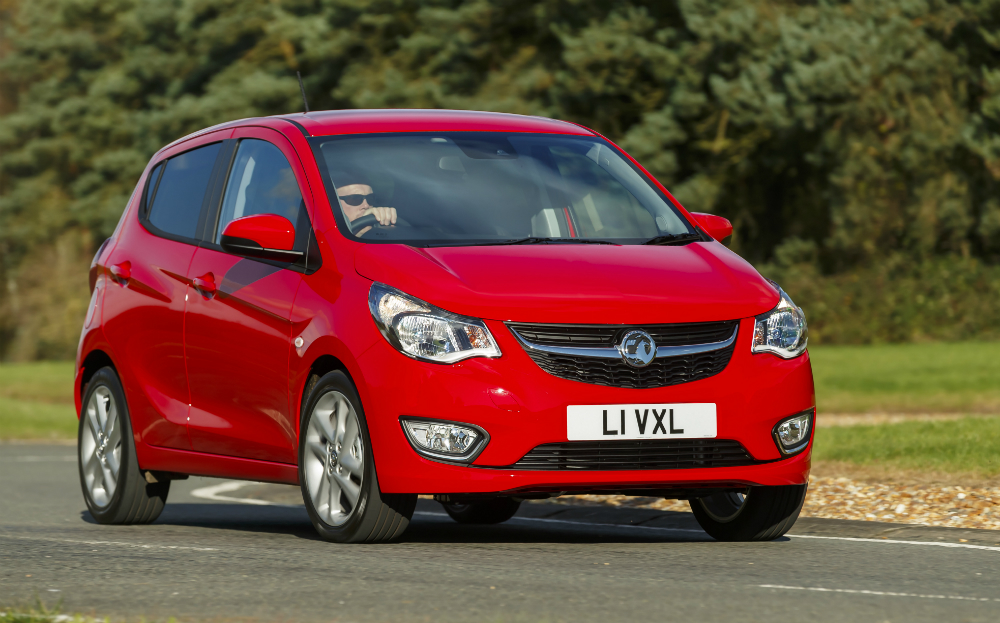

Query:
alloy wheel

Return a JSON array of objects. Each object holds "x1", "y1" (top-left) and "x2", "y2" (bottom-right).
[
  {"x1": 303, "y1": 391, "x2": 365, "y2": 526},
  {"x1": 79, "y1": 385, "x2": 122, "y2": 507}
]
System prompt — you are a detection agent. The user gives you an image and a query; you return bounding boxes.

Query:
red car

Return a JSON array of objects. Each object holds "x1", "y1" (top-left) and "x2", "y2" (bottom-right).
[{"x1": 76, "y1": 109, "x2": 813, "y2": 543}]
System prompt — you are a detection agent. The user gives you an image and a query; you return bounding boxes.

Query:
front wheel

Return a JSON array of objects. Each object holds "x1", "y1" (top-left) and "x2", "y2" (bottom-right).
[
  {"x1": 299, "y1": 371, "x2": 416, "y2": 543},
  {"x1": 689, "y1": 484, "x2": 807, "y2": 541}
]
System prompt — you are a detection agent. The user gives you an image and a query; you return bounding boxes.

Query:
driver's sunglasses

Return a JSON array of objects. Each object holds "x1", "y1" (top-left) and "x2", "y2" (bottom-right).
[{"x1": 338, "y1": 193, "x2": 372, "y2": 207}]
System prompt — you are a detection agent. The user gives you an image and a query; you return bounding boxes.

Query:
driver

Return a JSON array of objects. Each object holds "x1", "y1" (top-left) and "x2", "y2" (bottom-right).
[{"x1": 330, "y1": 170, "x2": 396, "y2": 236}]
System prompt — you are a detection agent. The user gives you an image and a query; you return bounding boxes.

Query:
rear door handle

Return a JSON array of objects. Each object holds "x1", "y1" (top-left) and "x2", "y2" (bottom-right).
[
  {"x1": 109, "y1": 261, "x2": 131, "y2": 284},
  {"x1": 192, "y1": 273, "x2": 217, "y2": 298}
]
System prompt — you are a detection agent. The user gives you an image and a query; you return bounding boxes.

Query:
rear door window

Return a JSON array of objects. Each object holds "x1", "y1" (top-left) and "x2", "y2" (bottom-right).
[{"x1": 146, "y1": 143, "x2": 223, "y2": 240}]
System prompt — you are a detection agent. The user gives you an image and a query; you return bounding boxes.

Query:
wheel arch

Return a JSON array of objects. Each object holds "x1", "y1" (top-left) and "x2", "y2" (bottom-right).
[
  {"x1": 300, "y1": 354, "x2": 352, "y2": 420},
  {"x1": 78, "y1": 349, "x2": 118, "y2": 414}
]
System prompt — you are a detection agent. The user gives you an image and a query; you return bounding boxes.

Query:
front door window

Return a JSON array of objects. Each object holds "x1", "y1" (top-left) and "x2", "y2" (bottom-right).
[{"x1": 216, "y1": 139, "x2": 308, "y2": 248}]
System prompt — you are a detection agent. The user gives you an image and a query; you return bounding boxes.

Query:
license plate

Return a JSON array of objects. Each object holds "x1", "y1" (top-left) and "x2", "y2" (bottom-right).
[{"x1": 566, "y1": 404, "x2": 717, "y2": 441}]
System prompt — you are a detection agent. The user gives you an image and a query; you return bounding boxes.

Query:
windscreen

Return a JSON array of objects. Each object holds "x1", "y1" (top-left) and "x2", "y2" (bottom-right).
[{"x1": 311, "y1": 132, "x2": 694, "y2": 246}]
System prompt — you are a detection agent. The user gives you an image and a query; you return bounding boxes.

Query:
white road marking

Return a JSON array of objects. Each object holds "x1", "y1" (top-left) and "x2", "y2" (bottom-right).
[
  {"x1": 0, "y1": 534, "x2": 217, "y2": 551},
  {"x1": 788, "y1": 534, "x2": 1000, "y2": 553},
  {"x1": 759, "y1": 584, "x2": 1000, "y2": 603},
  {"x1": 189, "y1": 481, "x2": 297, "y2": 507}
]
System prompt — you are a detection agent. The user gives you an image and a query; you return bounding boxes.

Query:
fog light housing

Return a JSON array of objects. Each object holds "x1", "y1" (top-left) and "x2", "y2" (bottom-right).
[
  {"x1": 400, "y1": 417, "x2": 489, "y2": 463},
  {"x1": 772, "y1": 409, "x2": 814, "y2": 455}
]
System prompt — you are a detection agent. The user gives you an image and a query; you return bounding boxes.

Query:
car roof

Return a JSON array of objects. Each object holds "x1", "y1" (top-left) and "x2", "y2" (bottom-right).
[
  {"x1": 271, "y1": 109, "x2": 596, "y2": 137},
  {"x1": 157, "y1": 109, "x2": 596, "y2": 157}
]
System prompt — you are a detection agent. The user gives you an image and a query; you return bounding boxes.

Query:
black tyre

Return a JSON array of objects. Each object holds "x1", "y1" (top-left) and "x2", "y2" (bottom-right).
[
  {"x1": 299, "y1": 371, "x2": 416, "y2": 543},
  {"x1": 78, "y1": 367, "x2": 169, "y2": 524},
  {"x1": 689, "y1": 484, "x2": 807, "y2": 541},
  {"x1": 443, "y1": 497, "x2": 522, "y2": 524}
]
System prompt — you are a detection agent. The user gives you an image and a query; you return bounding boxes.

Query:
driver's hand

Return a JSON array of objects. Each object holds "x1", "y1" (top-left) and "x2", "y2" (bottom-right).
[
  {"x1": 355, "y1": 207, "x2": 397, "y2": 237},
  {"x1": 364, "y1": 207, "x2": 397, "y2": 226}
]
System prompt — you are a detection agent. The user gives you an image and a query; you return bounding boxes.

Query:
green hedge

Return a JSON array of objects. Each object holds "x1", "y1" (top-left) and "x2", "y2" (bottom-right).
[{"x1": 764, "y1": 256, "x2": 1000, "y2": 345}]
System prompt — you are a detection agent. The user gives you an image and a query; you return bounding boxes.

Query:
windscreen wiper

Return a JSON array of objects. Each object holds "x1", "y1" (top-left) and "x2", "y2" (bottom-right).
[
  {"x1": 642, "y1": 232, "x2": 705, "y2": 246},
  {"x1": 474, "y1": 237, "x2": 620, "y2": 246}
]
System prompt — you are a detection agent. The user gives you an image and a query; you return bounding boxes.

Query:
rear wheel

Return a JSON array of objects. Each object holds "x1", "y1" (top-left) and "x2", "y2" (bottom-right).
[
  {"x1": 443, "y1": 497, "x2": 522, "y2": 524},
  {"x1": 78, "y1": 367, "x2": 169, "y2": 524},
  {"x1": 689, "y1": 484, "x2": 807, "y2": 541},
  {"x1": 299, "y1": 371, "x2": 416, "y2": 543}
]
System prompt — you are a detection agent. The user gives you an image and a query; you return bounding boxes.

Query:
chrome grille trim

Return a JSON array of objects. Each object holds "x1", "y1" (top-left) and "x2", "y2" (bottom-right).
[{"x1": 508, "y1": 324, "x2": 738, "y2": 360}]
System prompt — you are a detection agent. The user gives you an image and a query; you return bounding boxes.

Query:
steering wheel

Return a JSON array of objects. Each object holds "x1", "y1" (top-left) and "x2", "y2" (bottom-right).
[{"x1": 349, "y1": 213, "x2": 383, "y2": 235}]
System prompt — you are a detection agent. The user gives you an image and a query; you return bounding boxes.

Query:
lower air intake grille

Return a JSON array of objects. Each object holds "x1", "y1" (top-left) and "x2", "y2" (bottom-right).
[{"x1": 509, "y1": 439, "x2": 758, "y2": 471}]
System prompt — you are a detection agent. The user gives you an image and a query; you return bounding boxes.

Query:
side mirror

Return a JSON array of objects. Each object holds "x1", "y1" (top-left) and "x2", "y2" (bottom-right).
[
  {"x1": 691, "y1": 212, "x2": 733, "y2": 242},
  {"x1": 220, "y1": 214, "x2": 303, "y2": 262}
]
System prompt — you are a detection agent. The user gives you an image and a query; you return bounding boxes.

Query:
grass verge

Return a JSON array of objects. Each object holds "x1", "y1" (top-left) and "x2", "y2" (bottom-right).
[
  {"x1": 0, "y1": 361, "x2": 75, "y2": 405},
  {"x1": 0, "y1": 397, "x2": 77, "y2": 440},
  {"x1": 810, "y1": 341, "x2": 1000, "y2": 414},
  {"x1": 0, "y1": 611, "x2": 72, "y2": 623},
  {"x1": 812, "y1": 416, "x2": 1000, "y2": 479},
  {"x1": 1, "y1": 596, "x2": 73, "y2": 623},
  {"x1": 0, "y1": 362, "x2": 76, "y2": 440}
]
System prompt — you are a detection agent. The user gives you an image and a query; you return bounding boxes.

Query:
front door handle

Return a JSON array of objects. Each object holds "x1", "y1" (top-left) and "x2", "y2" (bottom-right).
[
  {"x1": 192, "y1": 273, "x2": 217, "y2": 298},
  {"x1": 109, "y1": 261, "x2": 131, "y2": 284}
]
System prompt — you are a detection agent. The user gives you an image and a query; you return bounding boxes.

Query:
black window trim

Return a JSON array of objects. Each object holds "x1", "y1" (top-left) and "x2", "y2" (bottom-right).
[
  {"x1": 145, "y1": 162, "x2": 165, "y2": 216},
  {"x1": 198, "y1": 139, "x2": 239, "y2": 244}
]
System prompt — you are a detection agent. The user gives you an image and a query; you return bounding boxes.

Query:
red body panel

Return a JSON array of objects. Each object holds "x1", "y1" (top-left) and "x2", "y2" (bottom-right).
[
  {"x1": 185, "y1": 247, "x2": 301, "y2": 462},
  {"x1": 101, "y1": 209, "x2": 196, "y2": 450},
  {"x1": 77, "y1": 109, "x2": 815, "y2": 496},
  {"x1": 139, "y1": 443, "x2": 298, "y2": 484},
  {"x1": 353, "y1": 241, "x2": 778, "y2": 324}
]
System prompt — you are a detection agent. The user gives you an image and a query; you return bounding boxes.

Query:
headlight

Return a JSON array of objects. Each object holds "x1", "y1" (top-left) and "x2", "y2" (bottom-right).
[
  {"x1": 368, "y1": 282, "x2": 502, "y2": 364},
  {"x1": 752, "y1": 281, "x2": 808, "y2": 359}
]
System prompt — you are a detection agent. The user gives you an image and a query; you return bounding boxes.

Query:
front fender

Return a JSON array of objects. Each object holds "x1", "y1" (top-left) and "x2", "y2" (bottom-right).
[{"x1": 287, "y1": 267, "x2": 380, "y2": 443}]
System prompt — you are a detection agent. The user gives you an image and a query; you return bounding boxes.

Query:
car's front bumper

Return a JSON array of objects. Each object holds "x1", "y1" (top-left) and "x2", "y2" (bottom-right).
[{"x1": 358, "y1": 317, "x2": 815, "y2": 495}]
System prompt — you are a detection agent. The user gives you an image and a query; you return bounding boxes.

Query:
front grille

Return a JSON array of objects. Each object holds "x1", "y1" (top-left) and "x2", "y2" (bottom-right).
[
  {"x1": 520, "y1": 334, "x2": 736, "y2": 389},
  {"x1": 507, "y1": 320, "x2": 737, "y2": 348},
  {"x1": 509, "y1": 439, "x2": 758, "y2": 471},
  {"x1": 507, "y1": 320, "x2": 739, "y2": 389}
]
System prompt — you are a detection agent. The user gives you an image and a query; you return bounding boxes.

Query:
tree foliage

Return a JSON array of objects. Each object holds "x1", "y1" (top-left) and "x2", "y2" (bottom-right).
[{"x1": 2, "y1": 0, "x2": 1000, "y2": 358}]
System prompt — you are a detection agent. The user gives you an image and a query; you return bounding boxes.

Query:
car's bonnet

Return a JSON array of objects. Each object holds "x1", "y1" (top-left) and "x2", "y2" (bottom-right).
[{"x1": 353, "y1": 242, "x2": 779, "y2": 324}]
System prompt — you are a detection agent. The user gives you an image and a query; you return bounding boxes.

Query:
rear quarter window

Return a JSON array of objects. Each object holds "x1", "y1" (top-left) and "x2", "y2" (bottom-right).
[{"x1": 146, "y1": 143, "x2": 223, "y2": 240}]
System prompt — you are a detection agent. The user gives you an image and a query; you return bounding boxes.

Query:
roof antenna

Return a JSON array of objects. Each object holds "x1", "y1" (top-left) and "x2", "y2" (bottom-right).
[{"x1": 296, "y1": 71, "x2": 310, "y2": 113}]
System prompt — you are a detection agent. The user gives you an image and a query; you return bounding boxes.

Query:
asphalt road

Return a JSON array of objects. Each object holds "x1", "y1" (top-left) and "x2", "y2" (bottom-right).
[{"x1": 2, "y1": 444, "x2": 1000, "y2": 622}]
